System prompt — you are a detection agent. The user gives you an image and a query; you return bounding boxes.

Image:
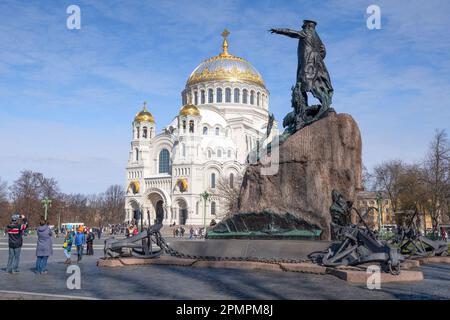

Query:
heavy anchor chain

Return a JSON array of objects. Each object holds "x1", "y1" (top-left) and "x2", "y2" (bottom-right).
[
  {"x1": 158, "y1": 235, "x2": 308, "y2": 265},
  {"x1": 104, "y1": 223, "x2": 308, "y2": 265}
]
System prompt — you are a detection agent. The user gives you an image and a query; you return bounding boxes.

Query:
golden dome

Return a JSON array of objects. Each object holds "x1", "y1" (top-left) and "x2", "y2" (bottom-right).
[
  {"x1": 179, "y1": 103, "x2": 200, "y2": 117},
  {"x1": 134, "y1": 102, "x2": 155, "y2": 123},
  {"x1": 186, "y1": 29, "x2": 265, "y2": 87}
]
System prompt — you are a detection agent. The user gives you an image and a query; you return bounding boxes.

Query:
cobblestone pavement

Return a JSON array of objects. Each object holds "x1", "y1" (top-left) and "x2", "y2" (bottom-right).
[{"x1": 1, "y1": 236, "x2": 449, "y2": 300}]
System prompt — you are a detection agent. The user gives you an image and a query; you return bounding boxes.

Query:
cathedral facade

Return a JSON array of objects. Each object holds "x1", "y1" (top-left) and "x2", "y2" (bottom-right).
[{"x1": 124, "y1": 31, "x2": 274, "y2": 227}]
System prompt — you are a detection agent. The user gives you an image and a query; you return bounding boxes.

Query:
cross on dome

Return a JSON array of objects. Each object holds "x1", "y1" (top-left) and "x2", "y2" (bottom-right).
[{"x1": 221, "y1": 29, "x2": 230, "y2": 56}]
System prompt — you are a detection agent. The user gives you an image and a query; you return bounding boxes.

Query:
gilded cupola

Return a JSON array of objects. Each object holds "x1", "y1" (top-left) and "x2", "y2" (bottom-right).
[
  {"x1": 134, "y1": 102, "x2": 155, "y2": 123},
  {"x1": 186, "y1": 29, "x2": 265, "y2": 87}
]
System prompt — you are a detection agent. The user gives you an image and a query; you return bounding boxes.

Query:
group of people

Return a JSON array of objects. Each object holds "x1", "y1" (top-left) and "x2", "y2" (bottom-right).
[
  {"x1": 4, "y1": 213, "x2": 97, "y2": 275},
  {"x1": 62, "y1": 225, "x2": 96, "y2": 264},
  {"x1": 171, "y1": 226, "x2": 205, "y2": 239},
  {"x1": 189, "y1": 226, "x2": 205, "y2": 239},
  {"x1": 125, "y1": 224, "x2": 140, "y2": 237},
  {"x1": 173, "y1": 226, "x2": 185, "y2": 237}
]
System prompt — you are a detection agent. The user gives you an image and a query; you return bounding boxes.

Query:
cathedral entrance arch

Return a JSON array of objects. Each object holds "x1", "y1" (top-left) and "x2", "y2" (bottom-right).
[
  {"x1": 177, "y1": 198, "x2": 188, "y2": 225},
  {"x1": 155, "y1": 200, "x2": 164, "y2": 224},
  {"x1": 148, "y1": 192, "x2": 165, "y2": 225},
  {"x1": 128, "y1": 199, "x2": 140, "y2": 224}
]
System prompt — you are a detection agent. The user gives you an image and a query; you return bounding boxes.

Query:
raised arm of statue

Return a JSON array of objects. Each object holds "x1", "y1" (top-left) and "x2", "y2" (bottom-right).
[{"x1": 269, "y1": 28, "x2": 302, "y2": 39}]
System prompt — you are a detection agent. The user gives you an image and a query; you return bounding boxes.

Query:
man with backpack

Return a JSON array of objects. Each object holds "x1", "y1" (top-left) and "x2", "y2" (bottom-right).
[{"x1": 6, "y1": 213, "x2": 28, "y2": 274}]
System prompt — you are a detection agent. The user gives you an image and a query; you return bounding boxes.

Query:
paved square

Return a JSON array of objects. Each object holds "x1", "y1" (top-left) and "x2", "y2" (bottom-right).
[{"x1": 1, "y1": 236, "x2": 449, "y2": 300}]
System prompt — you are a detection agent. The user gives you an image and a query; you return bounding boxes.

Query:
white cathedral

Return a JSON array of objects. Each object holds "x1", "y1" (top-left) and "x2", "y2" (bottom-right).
[{"x1": 124, "y1": 30, "x2": 275, "y2": 227}]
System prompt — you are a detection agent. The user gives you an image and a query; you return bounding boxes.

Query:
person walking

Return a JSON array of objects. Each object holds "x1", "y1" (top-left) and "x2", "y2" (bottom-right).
[
  {"x1": 86, "y1": 228, "x2": 95, "y2": 255},
  {"x1": 180, "y1": 227, "x2": 185, "y2": 238},
  {"x1": 75, "y1": 227, "x2": 86, "y2": 262},
  {"x1": 6, "y1": 213, "x2": 27, "y2": 274},
  {"x1": 63, "y1": 227, "x2": 74, "y2": 264},
  {"x1": 189, "y1": 227, "x2": 194, "y2": 240},
  {"x1": 35, "y1": 218, "x2": 53, "y2": 274},
  {"x1": 194, "y1": 228, "x2": 199, "y2": 239}
]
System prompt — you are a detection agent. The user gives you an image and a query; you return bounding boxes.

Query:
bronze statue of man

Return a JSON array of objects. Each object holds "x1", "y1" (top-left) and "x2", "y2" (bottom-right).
[{"x1": 270, "y1": 20, "x2": 334, "y2": 132}]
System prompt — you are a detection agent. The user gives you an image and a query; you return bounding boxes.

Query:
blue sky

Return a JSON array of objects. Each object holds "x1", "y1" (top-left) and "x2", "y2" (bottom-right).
[{"x1": 0, "y1": 0, "x2": 449, "y2": 194}]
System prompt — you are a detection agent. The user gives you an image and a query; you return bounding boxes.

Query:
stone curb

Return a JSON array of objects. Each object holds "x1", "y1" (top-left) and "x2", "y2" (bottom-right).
[
  {"x1": 97, "y1": 257, "x2": 425, "y2": 283},
  {"x1": 279, "y1": 262, "x2": 327, "y2": 274},
  {"x1": 401, "y1": 259, "x2": 421, "y2": 269},
  {"x1": 414, "y1": 256, "x2": 450, "y2": 265},
  {"x1": 325, "y1": 268, "x2": 424, "y2": 283},
  {"x1": 97, "y1": 259, "x2": 125, "y2": 267},
  {"x1": 191, "y1": 260, "x2": 282, "y2": 272},
  {"x1": 97, "y1": 256, "x2": 196, "y2": 267}
]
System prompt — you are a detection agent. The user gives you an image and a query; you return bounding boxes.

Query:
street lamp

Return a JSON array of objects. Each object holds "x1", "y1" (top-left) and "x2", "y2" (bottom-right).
[
  {"x1": 376, "y1": 192, "x2": 383, "y2": 234},
  {"x1": 200, "y1": 191, "x2": 210, "y2": 230},
  {"x1": 41, "y1": 197, "x2": 52, "y2": 221}
]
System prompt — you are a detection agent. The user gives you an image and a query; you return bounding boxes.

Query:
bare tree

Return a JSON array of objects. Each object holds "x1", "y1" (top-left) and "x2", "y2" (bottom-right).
[
  {"x1": 102, "y1": 185, "x2": 125, "y2": 224},
  {"x1": 397, "y1": 164, "x2": 429, "y2": 229},
  {"x1": 362, "y1": 164, "x2": 373, "y2": 191},
  {"x1": 0, "y1": 177, "x2": 10, "y2": 227},
  {"x1": 373, "y1": 160, "x2": 405, "y2": 224},
  {"x1": 422, "y1": 129, "x2": 450, "y2": 232},
  {"x1": 214, "y1": 174, "x2": 243, "y2": 218},
  {"x1": 9, "y1": 171, "x2": 61, "y2": 225},
  {"x1": 10, "y1": 171, "x2": 44, "y2": 225}
]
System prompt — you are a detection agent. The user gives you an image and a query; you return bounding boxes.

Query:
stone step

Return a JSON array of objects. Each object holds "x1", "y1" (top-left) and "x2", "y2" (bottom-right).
[{"x1": 97, "y1": 256, "x2": 424, "y2": 283}]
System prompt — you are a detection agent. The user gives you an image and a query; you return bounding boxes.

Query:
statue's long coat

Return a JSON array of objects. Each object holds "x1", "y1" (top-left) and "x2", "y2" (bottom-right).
[{"x1": 297, "y1": 29, "x2": 333, "y2": 95}]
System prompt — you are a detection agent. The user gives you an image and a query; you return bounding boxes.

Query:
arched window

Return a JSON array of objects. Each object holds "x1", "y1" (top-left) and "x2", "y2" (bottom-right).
[
  {"x1": 257, "y1": 92, "x2": 260, "y2": 106},
  {"x1": 135, "y1": 148, "x2": 139, "y2": 161},
  {"x1": 208, "y1": 89, "x2": 213, "y2": 103},
  {"x1": 182, "y1": 120, "x2": 186, "y2": 132},
  {"x1": 216, "y1": 88, "x2": 222, "y2": 103},
  {"x1": 225, "y1": 88, "x2": 231, "y2": 103},
  {"x1": 234, "y1": 88, "x2": 240, "y2": 103},
  {"x1": 215, "y1": 127, "x2": 220, "y2": 136},
  {"x1": 201, "y1": 90, "x2": 205, "y2": 104},
  {"x1": 229, "y1": 173, "x2": 234, "y2": 188},
  {"x1": 143, "y1": 127, "x2": 148, "y2": 138},
  {"x1": 136, "y1": 127, "x2": 140, "y2": 139},
  {"x1": 159, "y1": 149, "x2": 170, "y2": 173},
  {"x1": 227, "y1": 150, "x2": 231, "y2": 158},
  {"x1": 250, "y1": 90, "x2": 255, "y2": 105},
  {"x1": 211, "y1": 201, "x2": 216, "y2": 215},
  {"x1": 211, "y1": 173, "x2": 216, "y2": 189},
  {"x1": 189, "y1": 120, "x2": 194, "y2": 133},
  {"x1": 243, "y1": 89, "x2": 248, "y2": 104},
  {"x1": 217, "y1": 149, "x2": 222, "y2": 157},
  {"x1": 203, "y1": 126, "x2": 208, "y2": 135},
  {"x1": 194, "y1": 91, "x2": 198, "y2": 105}
]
